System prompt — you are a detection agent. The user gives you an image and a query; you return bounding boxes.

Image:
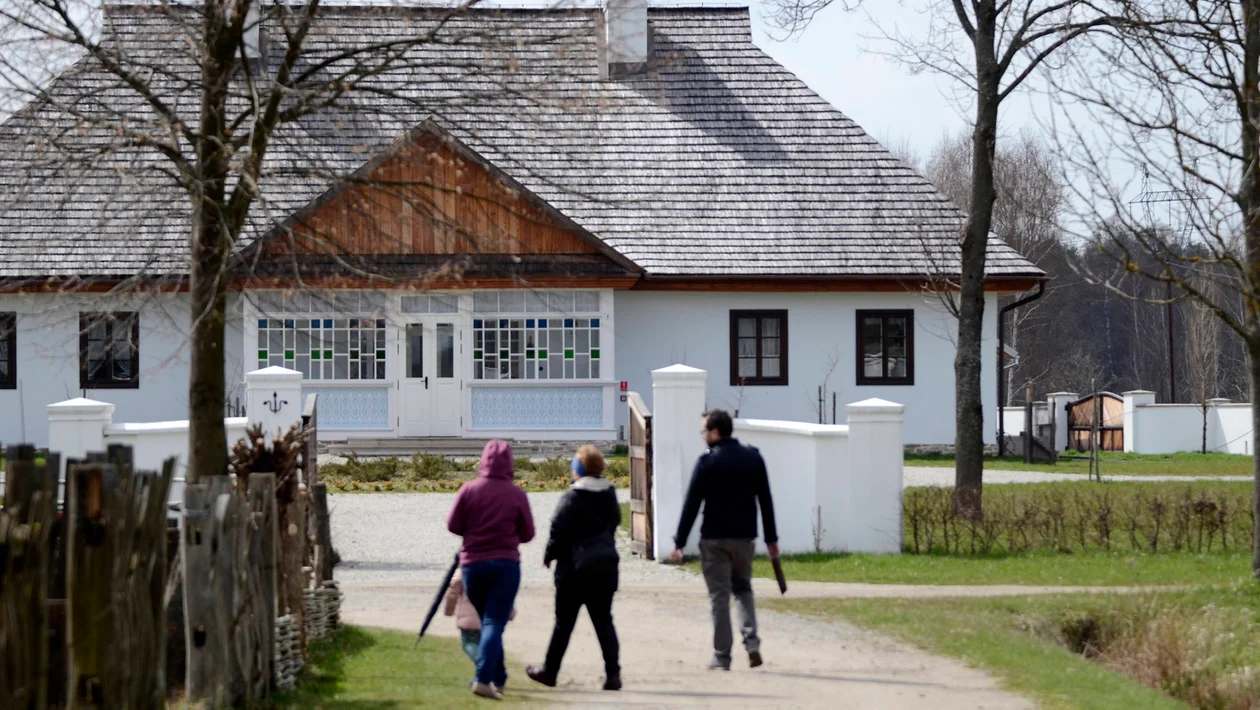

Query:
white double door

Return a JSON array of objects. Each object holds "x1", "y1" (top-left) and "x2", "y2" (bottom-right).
[{"x1": 399, "y1": 319, "x2": 461, "y2": 437}]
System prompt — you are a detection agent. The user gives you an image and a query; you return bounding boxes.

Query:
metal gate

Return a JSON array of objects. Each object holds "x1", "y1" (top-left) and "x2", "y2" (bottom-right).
[{"x1": 627, "y1": 392, "x2": 654, "y2": 560}]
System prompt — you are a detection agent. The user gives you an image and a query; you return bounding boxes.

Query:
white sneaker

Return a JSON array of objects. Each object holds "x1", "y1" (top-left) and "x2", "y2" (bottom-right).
[{"x1": 472, "y1": 682, "x2": 502, "y2": 700}]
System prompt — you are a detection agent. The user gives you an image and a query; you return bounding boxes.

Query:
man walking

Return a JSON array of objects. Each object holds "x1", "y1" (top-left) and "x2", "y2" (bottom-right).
[{"x1": 670, "y1": 409, "x2": 779, "y2": 671}]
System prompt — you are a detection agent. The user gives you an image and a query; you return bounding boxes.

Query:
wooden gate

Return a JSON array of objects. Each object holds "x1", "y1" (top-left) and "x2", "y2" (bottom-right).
[
  {"x1": 627, "y1": 392, "x2": 654, "y2": 560},
  {"x1": 1067, "y1": 392, "x2": 1124, "y2": 451}
]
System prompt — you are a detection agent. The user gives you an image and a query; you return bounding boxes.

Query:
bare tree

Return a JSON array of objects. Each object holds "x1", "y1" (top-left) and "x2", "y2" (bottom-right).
[
  {"x1": 1184, "y1": 296, "x2": 1221, "y2": 453},
  {"x1": 767, "y1": 0, "x2": 1115, "y2": 515},
  {"x1": 0, "y1": 1, "x2": 598, "y2": 482},
  {"x1": 923, "y1": 130, "x2": 1066, "y2": 405},
  {"x1": 1053, "y1": 0, "x2": 1260, "y2": 574}
]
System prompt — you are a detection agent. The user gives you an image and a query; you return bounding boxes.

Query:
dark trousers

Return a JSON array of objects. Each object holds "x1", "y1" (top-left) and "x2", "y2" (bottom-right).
[
  {"x1": 700, "y1": 538, "x2": 759, "y2": 662},
  {"x1": 462, "y1": 560, "x2": 521, "y2": 686},
  {"x1": 543, "y1": 576, "x2": 620, "y2": 678}
]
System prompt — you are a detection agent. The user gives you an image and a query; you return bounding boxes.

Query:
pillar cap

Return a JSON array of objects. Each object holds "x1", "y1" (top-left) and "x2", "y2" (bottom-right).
[
  {"x1": 652, "y1": 364, "x2": 707, "y2": 382},
  {"x1": 846, "y1": 398, "x2": 905, "y2": 417},
  {"x1": 47, "y1": 397, "x2": 115, "y2": 417},
  {"x1": 1122, "y1": 390, "x2": 1157, "y2": 396},
  {"x1": 246, "y1": 366, "x2": 303, "y2": 383}
]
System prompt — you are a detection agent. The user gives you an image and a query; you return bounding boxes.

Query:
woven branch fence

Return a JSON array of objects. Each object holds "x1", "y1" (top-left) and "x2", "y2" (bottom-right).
[{"x1": 0, "y1": 395, "x2": 340, "y2": 708}]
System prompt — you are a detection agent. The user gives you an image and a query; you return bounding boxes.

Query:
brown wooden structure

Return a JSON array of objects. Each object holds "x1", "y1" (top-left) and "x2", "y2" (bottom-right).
[
  {"x1": 1067, "y1": 392, "x2": 1124, "y2": 451},
  {"x1": 627, "y1": 392, "x2": 654, "y2": 560}
]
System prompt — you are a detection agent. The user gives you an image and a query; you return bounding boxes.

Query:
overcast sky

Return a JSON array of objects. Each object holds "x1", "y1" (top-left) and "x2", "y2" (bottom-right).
[{"x1": 739, "y1": 0, "x2": 1043, "y2": 162}]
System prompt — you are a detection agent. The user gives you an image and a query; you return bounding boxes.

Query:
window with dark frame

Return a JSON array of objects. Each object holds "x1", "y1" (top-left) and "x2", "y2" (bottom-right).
[
  {"x1": 856, "y1": 310, "x2": 914, "y2": 385},
  {"x1": 0, "y1": 313, "x2": 14, "y2": 390},
  {"x1": 730, "y1": 310, "x2": 788, "y2": 386},
  {"x1": 80, "y1": 312, "x2": 140, "y2": 389}
]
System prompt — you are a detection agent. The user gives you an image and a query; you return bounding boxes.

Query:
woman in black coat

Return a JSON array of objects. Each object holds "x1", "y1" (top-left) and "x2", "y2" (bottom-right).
[{"x1": 526, "y1": 445, "x2": 622, "y2": 691}]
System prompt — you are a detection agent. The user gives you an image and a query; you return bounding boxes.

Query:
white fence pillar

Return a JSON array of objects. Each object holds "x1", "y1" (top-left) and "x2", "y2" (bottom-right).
[
  {"x1": 1122, "y1": 390, "x2": 1156, "y2": 453},
  {"x1": 46, "y1": 398, "x2": 115, "y2": 479},
  {"x1": 845, "y1": 398, "x2": 905, "y2": 554},
  {"x1": 245, "y1": 366, "x2": 305, "y2": 437},
  {"x1": 1047, "y1": 392, "x2": 1078, "y2": 452},
  {"x1": 651, "y1": 364, "x2": 708, "y2": 560}
]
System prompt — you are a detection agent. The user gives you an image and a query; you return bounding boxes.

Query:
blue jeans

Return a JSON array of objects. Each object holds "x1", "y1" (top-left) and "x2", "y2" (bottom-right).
[
  {"x1": 460, "y1": 629, "x2": 480, "y2": 667},
  {"x1": 461, "y1": 560, "x2": 521, "y2": 686}
]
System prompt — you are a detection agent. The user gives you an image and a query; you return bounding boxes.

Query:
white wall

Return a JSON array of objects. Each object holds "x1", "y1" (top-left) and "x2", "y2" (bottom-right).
[
  {"x1": 1000, "y1": 407, "x2": 1025, "y2": 436},
  {"x1": 1124, "y1": 397, "x2": 1254, "y2": 455},
  {"x1": 0, "y1": 292, "x2": 244, "y2": 447},
  {"x1": 733, "y1": 419, "x2": 849, "y2": 555},
  {"x1": 616, "y1": 291, "x2": 997, "y2": 444},
  {"x1": 651, "y1": 365, "x2": 904, "y2": 558},
  {"x1": 1215, "y1": 405, "x2": 1253, "y2": 455}
]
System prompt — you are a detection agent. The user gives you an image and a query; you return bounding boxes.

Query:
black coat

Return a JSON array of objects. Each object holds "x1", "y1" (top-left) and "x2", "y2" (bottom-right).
[
  {"x1": 543, "y1": 476, "x2": 621, "y2": 588},
  {"x1": 673, "y1": 437, "x2": 778, "y2": 548}
]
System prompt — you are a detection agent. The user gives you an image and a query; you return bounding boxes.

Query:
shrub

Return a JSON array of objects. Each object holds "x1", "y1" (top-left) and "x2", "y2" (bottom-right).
[
  {"x1": 321, "y1": 453, "x2": 628, "y2": 492},
  {"x1": 1019, "y1": 593, "x2": 1260, "y2": 709},
  {"x1": 903, "y1": 484, "x2": 1253, "y2": 556}
]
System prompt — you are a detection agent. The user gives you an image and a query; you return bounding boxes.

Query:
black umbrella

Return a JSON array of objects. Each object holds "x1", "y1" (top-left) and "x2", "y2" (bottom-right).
[{"x1": 415, "y1": 550, "x2": 462, "y2": 649}]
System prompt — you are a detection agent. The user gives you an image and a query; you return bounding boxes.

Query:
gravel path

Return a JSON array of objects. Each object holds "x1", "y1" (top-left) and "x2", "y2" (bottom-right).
[
  {"x1": 332, "y1": 491, "x2": 1034, "y2": 709},
  {"x1": 902, "y1": 466, "x2": 1251, "y2": 486}
]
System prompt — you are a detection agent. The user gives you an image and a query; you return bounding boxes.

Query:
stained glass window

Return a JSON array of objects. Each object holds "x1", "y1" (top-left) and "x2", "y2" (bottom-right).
[
  {"x1": 257, "y1": 317, "x2": 387, "y2": 380},
  {"x1": 471, "y1": 317, "x2": 601, "y2": 381}
]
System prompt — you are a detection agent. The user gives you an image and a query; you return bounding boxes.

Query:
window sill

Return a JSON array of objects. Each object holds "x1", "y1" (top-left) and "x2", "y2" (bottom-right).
[
  {"x1": 83, "y1": 382, "x2": 140, "y2": 390},
  {"x1": 730, "y1": 380, "x2": 789, "y2": 387},
  {"x1": 856, "y1": 380, "x2": 915, "y2": 387}
]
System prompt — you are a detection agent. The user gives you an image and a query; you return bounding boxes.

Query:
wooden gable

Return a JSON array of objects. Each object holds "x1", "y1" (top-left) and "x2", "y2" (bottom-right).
[{"x1": 268, "y1": 133, "x2": 603, "y2": 259}]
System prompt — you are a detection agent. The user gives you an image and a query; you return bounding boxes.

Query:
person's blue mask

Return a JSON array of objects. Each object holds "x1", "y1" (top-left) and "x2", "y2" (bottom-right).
[{"x1": 571, "y1": 457, "x2": 589, "y2": 477}]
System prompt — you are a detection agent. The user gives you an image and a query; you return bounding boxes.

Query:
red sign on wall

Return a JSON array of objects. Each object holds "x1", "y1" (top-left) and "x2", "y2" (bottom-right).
[{"x1": 620, "y1": 381, "x2": 629, "y2": 392}]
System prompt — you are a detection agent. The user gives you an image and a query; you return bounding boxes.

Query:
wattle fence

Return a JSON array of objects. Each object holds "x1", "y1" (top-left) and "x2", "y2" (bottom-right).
[{"x1": 0, "y1": 368, "x2": 340, "y2": 708}]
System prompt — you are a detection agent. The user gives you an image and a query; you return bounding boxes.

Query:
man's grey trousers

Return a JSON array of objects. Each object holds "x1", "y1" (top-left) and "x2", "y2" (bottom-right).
[{"x1": 700, "y1": 538, "x2": 760, "y2": 663}]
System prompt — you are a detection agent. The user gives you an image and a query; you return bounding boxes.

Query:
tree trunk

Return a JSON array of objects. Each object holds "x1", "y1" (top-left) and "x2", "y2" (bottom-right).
[
  {"x1": 1201, "y1": 403, "x2": 1208, "y2": 455},
  {"x1": 953, "y1": 4, "x2": 1000, "y2": 519},
  {"x1": 1250, "y1": 343, "x2": 1260, "y2": 577},
  {"x1": 186, "y1": 2, "x2": 236, "y2": 483},
  {"x1": 1241, "y1": 0, "x2": 1260, "y2": 578}
]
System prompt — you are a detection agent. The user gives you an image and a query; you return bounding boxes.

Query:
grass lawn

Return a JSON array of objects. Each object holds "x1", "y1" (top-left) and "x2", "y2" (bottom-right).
[
  {"x1": 727, "y1": 549, "x2": 1253, "y2": 586},
  {"x1": 277, "y1": 626, "x2": 536, "y2": 707},
  {"x1": 905, "y1": 451, "x2": 1252, "y2": 476},
  {"x1": 765, "y1": 583, "x2": 1260, "y2": 710}
]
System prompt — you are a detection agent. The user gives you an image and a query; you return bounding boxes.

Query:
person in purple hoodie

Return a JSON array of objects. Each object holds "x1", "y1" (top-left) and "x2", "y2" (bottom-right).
[{"x1": 447, "y1": 440, "x2": 536, "y2": 700}]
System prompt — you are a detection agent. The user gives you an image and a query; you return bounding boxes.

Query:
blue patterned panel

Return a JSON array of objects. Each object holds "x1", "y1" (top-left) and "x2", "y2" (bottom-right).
[
  {"x1": 471, "y1": 387, "x2": 604, "y2": 429},
  {"x1": 304, "y1": 387, "x2": 390, "y2": 429}
]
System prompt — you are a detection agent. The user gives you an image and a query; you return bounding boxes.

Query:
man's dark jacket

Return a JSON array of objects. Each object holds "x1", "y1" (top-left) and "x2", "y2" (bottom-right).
[
  {"x1": 674, "y1": 438, "x2": 778, "y2": 547},
  {"x1": 544, "y1": 476, "x2": 621, "y2": 587}
]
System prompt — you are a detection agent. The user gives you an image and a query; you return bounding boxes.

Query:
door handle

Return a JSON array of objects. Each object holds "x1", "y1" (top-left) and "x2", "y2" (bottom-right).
[{"x1": 425, "y1": 376, "x2": 429, "y2": 390}]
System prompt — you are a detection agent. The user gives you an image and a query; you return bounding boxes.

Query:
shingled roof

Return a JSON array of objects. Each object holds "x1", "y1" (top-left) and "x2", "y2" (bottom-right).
[{"x1": 0, "y1": 3, "x2": 1043, "y2": 281}]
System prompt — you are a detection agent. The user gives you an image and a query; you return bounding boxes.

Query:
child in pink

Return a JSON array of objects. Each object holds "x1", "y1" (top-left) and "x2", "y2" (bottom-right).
[{"x1": 444, "y1": 570, "x2": 516, "y2": 676}]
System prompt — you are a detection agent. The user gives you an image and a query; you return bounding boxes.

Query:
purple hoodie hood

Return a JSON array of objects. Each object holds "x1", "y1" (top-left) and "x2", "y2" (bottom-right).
[
  {"x1": 447, "y1": 439, "x2": 535, "y2": 565},
  {"x1": 480, "y1": 440, "x2": 515, "y2": 480}
]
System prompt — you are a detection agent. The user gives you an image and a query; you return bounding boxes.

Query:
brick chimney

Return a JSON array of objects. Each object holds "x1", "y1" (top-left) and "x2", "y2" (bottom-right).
[{"x1": 604, "y1": 0, "x2": 650, "y2": 77}]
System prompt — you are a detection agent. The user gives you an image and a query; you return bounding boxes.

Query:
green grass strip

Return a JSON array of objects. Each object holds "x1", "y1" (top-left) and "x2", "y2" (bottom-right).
[
  {"x1": 277, "y1": 626, "x2": 536, "y2": 708},
  {"x1": 765, "y1": 595, "x2": 1185, "y2": 710}
]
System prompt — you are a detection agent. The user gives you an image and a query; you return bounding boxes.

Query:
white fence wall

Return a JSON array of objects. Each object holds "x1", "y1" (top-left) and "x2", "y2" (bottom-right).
[
  {"x1": 1123, "y1": 391, "x2": 1253, "y2": 455},
  {"x1": 650, "y1": 364, "x2": 904, "y2": 558},
  {"x1": 1000, "y1": 408, "x2": 1025, "y2": 436},
  {"x1": 733, "y1": 419, "x2": 849, "y2": 555},
  {"x1": 43, "y1": 367, "x2": 302, "y2": 502}
]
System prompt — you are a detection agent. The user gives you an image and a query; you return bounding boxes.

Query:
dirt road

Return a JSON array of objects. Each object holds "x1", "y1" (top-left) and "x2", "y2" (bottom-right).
[{"x1": 333, "y1": 492, "x2": 1032, "y2": 709}]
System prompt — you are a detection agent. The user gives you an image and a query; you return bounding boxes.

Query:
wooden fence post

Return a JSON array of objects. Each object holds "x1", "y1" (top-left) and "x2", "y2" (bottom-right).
[
  {"x1": 312, "y1": 483, "x2": 333, "y2": 584},
  {"x1": 0, "y1": 445, "x2": 57, "y2": 710},
  {"x1": 247, "y1": 473, "x2": 278, "y2": 698},
  {"x1": 65, "y1": 460, "x2": 118, "y2": 709},
  {"x1": 183, "y1": 483, "x2": 228, "y2": 707}
]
